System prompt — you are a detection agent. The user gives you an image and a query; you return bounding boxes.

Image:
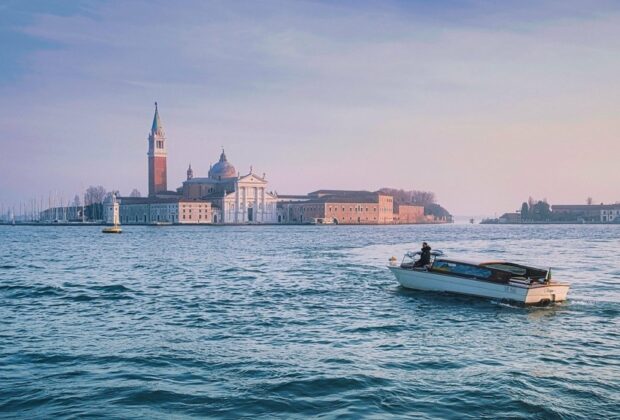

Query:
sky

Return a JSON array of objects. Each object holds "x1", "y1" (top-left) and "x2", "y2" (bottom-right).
[{"x1": 0, "y1": 0, "x2": 619, "y2": 216}]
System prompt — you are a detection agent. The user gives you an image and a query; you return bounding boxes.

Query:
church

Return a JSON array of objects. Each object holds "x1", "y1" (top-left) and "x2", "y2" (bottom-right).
[
  {"x1": 182, "y1": 150, "x2": 278, "y2": 223},
  {"x1": 111, "y1": 103, "x2": 278, "y2": 224}
]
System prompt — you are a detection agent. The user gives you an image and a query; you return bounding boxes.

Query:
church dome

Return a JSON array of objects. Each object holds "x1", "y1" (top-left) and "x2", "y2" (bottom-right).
[{"x1": 209, "y1": 150, "x2": 237, "y2": 179}]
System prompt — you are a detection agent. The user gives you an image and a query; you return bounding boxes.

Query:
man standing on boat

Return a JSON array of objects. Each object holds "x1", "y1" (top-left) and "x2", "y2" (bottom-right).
[{"x1": 414, "y1": 242, "x2": 432, "y2": 268}]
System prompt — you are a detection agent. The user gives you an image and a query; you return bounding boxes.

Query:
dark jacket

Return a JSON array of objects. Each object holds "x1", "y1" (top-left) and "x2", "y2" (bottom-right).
[{"x1": 419, "y1": 245, "x2": 432, "y2": 266}]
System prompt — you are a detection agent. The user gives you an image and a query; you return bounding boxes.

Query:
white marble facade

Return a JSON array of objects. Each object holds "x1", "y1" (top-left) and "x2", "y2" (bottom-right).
[
  {"x1": 219, "y1": 174, "x2": 277, "y2": 223},
  {"x1": 181, "y1": 150, "x2": 278, "y2": 224}
]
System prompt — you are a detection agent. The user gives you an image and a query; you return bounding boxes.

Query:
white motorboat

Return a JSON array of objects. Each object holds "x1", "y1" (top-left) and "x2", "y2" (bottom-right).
[{"x1": 388, "y1": 251, "x2": 569, "y2": 305}]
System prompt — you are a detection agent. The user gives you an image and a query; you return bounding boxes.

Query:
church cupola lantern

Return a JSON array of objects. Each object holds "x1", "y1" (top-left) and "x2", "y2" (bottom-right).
[{"x1": 187, "y1": 163, "x2": 194, "y2": 180}]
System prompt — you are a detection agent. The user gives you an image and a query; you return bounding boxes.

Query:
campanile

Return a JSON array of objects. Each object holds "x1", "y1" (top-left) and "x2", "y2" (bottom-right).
[{"x1": 148, "y1": 102, "x2": 167, "y2": 196}]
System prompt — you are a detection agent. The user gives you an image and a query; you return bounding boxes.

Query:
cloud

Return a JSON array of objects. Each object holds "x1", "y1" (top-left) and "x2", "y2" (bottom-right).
[{"x1": 1, "y1": 0, "x2": 619, "y2": 215}]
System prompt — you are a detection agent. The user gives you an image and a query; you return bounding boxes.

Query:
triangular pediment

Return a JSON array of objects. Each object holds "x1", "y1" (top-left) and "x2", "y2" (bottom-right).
[{"x1": 238, "y1": 173, "x2": 267, "y2": 184}]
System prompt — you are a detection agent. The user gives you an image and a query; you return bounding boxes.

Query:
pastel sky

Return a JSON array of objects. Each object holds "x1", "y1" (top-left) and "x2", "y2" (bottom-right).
[{"x1": 1, "y1": 0, "x2": 619, "y2": 216}]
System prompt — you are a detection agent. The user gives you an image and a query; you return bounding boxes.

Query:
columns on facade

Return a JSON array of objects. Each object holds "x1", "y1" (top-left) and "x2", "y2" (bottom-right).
[
  {"x1": 254, "y1": 187, "x2": 258, "y2": 222},
  {"x1": 261, "y1": 187, "x2": 265, "y2": 222},
  {"x1": 242, "y1": 187, "x2": 247, "y2": 222},
  {"x1": 235, "y1": 181, "x2": 240, "y2": 223}
]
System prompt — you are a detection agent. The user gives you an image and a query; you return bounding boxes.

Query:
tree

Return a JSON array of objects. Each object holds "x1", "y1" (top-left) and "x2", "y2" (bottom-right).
[
  {"x1": 411, "y1": 191, "x2": 436, "y2": 206},
  {"x1": 531, "y1": 200, "x2": 551, "y2": 221},
  {"x1": 424, "y1": 203, "x2": 452, "y2": 221},
  {"x1": 520, "y1": 202, "x2": 529, "y2": 221},
  {"x1": 84, "y1": 185, "x2": 106, "y2": 205},
  {"x1": 72, "y1": 194, "x2": 81, "y2": 207},
  {"x1": 84, "y1": 186, "x2": 106, "y2": 221},
  {"x1": 528, "y1": 196, "x2": 535, "y2": 209},
  {"x1": 129, "y1": 189, "x2": 141, "y2": 198},
  {"x1": 104, "y1": 190, "x2": 120, "y2": 202},
  {"x1": 378, "y1": 188, "x2": 435, "y2": 205}
]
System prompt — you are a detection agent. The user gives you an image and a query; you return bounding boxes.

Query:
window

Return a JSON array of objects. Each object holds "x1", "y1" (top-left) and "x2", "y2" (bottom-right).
[{"x1": 433, "y1": 261, "x2": 493, "y2": 279}]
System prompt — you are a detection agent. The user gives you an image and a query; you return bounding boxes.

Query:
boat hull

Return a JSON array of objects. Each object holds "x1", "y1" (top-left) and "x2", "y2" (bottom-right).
[
  {"x1": 102, "y1": 227, "x2": 122, "y2": 234},
  {"x1": 388, "y1": 266, "x2": 569, "y2": 305}
]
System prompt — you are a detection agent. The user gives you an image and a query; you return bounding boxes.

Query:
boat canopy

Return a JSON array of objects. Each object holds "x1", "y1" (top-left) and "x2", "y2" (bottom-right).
[{"x1": 479, "y1": 262, "x2": 547, "y2": 280}]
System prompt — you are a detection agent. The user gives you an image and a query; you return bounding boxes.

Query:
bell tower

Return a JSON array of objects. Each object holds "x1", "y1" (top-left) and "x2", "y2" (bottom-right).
[{"x1": 148, "y1": 102, "x2": 167, "y2": 196}]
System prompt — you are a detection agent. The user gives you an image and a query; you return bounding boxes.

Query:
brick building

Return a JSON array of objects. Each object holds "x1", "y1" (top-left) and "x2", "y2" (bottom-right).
[
  {"x1": 114, "y1": 196, "x2": 212, "y2": 224},
  {"x1": 278, "y1": 191, "x2": 394, "y2": 224},
  {"x1": 393, "y1": 204, "x2": 425, "y2": 224}
]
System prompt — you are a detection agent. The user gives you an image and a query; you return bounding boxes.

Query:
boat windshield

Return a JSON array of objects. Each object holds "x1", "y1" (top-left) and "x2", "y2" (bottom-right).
[{"x1": 401, "y1": 250, "x2": 445, "y2": 269}]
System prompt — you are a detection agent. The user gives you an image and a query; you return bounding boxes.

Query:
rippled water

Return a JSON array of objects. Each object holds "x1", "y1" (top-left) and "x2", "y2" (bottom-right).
[{"x1": 1, "y1": 224, "x2": 619, "y2": 418}]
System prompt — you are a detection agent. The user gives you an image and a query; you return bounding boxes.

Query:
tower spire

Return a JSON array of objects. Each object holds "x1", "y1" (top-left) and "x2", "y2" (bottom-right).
[{"x1": 151, "y1": 101, "x2": 163, "y2": 135}]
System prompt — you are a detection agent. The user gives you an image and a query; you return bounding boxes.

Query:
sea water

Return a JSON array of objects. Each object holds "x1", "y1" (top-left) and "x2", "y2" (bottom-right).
[{"x1": 0, "y1": 224, "x2": 619, "y2": 418}]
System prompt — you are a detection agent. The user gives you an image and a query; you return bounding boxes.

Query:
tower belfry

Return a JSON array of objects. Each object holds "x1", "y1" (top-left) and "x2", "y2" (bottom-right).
[{"x1": 148, "y1": 102, "x2": 168, "y2": 196}]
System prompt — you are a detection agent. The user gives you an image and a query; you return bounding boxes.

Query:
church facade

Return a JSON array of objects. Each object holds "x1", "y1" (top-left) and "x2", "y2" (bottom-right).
[{"x1": 182, "y1": 150, "x2": 278, "y2": 223}]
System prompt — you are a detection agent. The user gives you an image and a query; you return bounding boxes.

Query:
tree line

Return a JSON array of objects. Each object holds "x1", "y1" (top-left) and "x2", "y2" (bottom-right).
[
  {"x1": 378, "y1": 188, "x2": 452, "y2": 218},
  {"x1": 51, "y1": 186, "x2": 143, "y2": 221},
  {"x1": 520, "y1": 198, "x2": 551, "y2": 222}
]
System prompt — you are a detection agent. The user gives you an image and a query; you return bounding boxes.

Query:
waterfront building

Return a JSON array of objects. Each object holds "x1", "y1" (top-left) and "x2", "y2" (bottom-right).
[
  {"x1": 393, "y1": 204, "x2": 425, "y2": 224},
  {"x1": 552, "y1": 204, "x2": 620, "y2": 223},
  {"x1": 181, "y1": 150, "x2": 278, "y2": 223},
  {"x1": 498, "y1": 212, "x2": 521, "y2": 223},
  {"x1": 113, "y1": 196, "x2": 212, "y2": 224},
  {"x1": 277, "y1": 190, "x2": 443, "y2": 224},
  {"x1": 277, "y1": 190, "x2": 394, "y2": 224}
]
